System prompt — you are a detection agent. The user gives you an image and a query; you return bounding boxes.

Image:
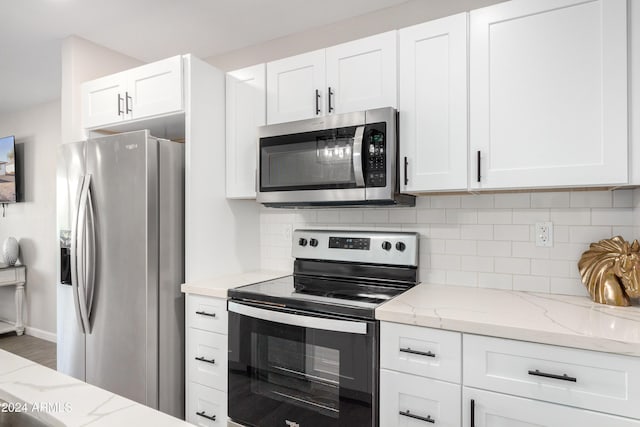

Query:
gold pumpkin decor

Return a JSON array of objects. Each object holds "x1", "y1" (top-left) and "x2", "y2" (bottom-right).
[{"x1": 577, "y1": 236, "x2": 640, "y2": 307}]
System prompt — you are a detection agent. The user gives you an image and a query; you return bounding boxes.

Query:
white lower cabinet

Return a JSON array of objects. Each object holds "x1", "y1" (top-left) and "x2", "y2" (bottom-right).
[
  {"x1": 463, "y1": 387, "x2": 640, "y2": 427},
  {"x1": 380, "y1": 369, "x2": 461, "y2": 427},
  {"x1": 186, "y1": 294, "x2": 228, "y2": 425}
]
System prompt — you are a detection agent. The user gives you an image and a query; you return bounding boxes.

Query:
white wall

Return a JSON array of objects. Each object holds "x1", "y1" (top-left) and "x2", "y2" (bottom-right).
[
  {"x1": 0, "y1": 101, "x2": 60, "y2": 340},
  {"x1": 61, "y1": 35, "x2": 142, "y2": 143},
  {"x1": 260, "y1": 189, "x2": 638, "y2": 297}
]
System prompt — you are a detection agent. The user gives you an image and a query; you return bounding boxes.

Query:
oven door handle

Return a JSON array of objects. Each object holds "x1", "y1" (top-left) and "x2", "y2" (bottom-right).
[
  {"x1": 228, "y1": 301, "x2": 368, "y2": 335},
  {"x1": 352, "y1": 125, "x2": 365, "y2": 188}
]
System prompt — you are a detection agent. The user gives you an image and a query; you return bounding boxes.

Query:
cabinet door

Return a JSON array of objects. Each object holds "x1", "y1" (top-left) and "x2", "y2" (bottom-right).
[
  {"x1": 325, "y1": 31, "x2": 397, "y2": 114},
  {"x1": 470, "y1": 0, "x2": 628, "y2": 189},
  {"x1": 399, "y1": 13, "x2": 468, "y2": 192},
  {"x1": 82, "y1": 73, "x2": 126, "y2": 128},
  {"x1": 266, "y1": 49, "x2": 325, "y2": 124},
  {"x1": 463, "y1": 387, "x2": 640, "y2": 427},
  {"x1": 226, "y1": 64, "x2": 265, "y2": 199},
  {"x1": 380, "y1": 369, "x2": 461, "y2": 427},
  {"x1": 127, "y1": 55, "x2": 183, "y2": 120}
]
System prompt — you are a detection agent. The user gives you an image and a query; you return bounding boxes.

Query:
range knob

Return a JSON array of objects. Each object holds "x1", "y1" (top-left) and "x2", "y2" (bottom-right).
[
  {"x1": 382, "y1": 241, "x2": 392, "y2": 251},
  {"x1": 298, "y1": 238, "x2": 308, "y2": 247},
  {"x1": 309, "y1": 238, "x2": 319, "y2": 247},
  {"x1": 396, "y1": 242, "x2": 406, "y2": 252}
]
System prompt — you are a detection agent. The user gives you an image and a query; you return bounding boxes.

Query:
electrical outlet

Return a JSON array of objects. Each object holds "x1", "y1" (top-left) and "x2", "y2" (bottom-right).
[{"x1": 535, "y1": 222, "x2": 553, "y2": 247}]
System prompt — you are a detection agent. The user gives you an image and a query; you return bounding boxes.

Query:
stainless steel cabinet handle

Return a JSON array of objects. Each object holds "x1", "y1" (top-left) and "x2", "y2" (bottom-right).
[
  {"x1": 400, "y1": 347, "x2": 435, "y2": 358},
  {"x1": 399, "y1": 410, "x2": 434, "y2": 423},
  {"x1": 196, "y1": 411, "x2": 216, "y2": 421},
  {"x1": 117, "y1": 94, "x2": 124, "y2": 116},
  {"x1": 404, "y1": 156, "x2": 408, "y2": 186},
  {"x1": 476, "y1": 150, "x2": 481, "y2": 182},
  {"x1": 352, "y1": 126, "x2": 365, "y2": 188},
  {"x1": 125, "y1": 91, "x2": 132, "y2": 113},
  {"x1": 315, "y1": 89, "x2": 321, "y2": 115},
  {"x1": 328, "y1": 86, "x2": 334, "y2": 113},
  {"x1": 528, "y1": 369, "x2": 576, "y2": 382},
  {"x1": 195, "y1": 310, "x2": 216, "y2": 318},
  {"x1": 195, "y1": 356, "x2": 215, "y2": 365}
]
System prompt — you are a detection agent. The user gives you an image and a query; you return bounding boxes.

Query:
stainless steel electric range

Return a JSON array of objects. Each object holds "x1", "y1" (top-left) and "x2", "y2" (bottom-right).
[{"x1": 227, "y1": 229, "x2": 419, "y2": 427}]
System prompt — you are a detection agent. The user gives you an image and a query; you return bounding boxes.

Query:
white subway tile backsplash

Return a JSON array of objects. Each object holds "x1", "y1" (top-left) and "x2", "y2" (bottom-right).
[
  {"x1": 513, "y1": 209, "x2": 550, "y2": 224},
  {"x1": 461, "y1": 194, "x2": 494, "y2": 209},
  {"x1": 591, "y1": 208, "x2": 635, "y2": 226},
  {"x1": 613, "y1": 189, "x2": 634, "y2": 208},
  {"x1": 259, "y1": 189, "x2": 640, "y2": 298},
  {"x1": 569, "y1": 226, "x2": 613, "y2": 243},
  {"x1": 478, "y1": 209, "x2": 512, "y2": 224},
  {"x1": 513, "y1": 275, "x2": 550, "y2": 293},
  {"x1": 446, "y1": 271, "x2": 478, "y2": 286},
  {"x1": 569, "y1": 191, "x2": 612, "y2": 208},
  {"x1": 550, "y1": 208, "x2": 590, "y2": 225},
  {"x1": 494, "y1": 224, "x2": 530, "y2": 241},
  {"x1": 531, "y1": 192, "x2": 571, "y2": 208},
  {"x1": 478, "y1": 273, "x2": 512, "y2": 290},
  {"x1": 461, "y1": 225, "x2": 493, "y2": 240},
  {"x1": 431, "y1": 195, "x2": 461, "y2": 208},
  {"x1": 417, "y1": 209, "x2": 446, "y2": 224},
  {"x1": 445, "y1": 239, "x2": 477, "y2": 256},
  {"x1": 362, "y1": 209, "x2": 389, "y2": 223},
  {"x1": 460, "y1": 256, "x2": 494, "y2": 273},
  {"x1": 477, "y1": 240, "x2": 511, "y2": 257},
  {"x1": 389, "y1": 208, "x2": 417, "y2": 223},
  {"x1": 446, "y1": 209, "x2": 478, "y2": 224},
  {"x1": 494, "y1": 193, "x2": 530, "y2": 209},
  {"x1": 495, "y1": 257, "x2": 530, "y2": 275}
]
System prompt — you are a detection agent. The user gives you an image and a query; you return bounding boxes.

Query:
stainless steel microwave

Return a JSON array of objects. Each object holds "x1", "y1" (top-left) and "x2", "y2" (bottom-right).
[{"x1": 257, "y1": 107, "x2": 415, "y2": 207}]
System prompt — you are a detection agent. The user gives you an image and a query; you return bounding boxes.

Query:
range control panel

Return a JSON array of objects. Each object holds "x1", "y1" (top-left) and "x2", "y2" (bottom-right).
[{"x1": 292, "y1": 229, "x2": 419, "y2": 267}]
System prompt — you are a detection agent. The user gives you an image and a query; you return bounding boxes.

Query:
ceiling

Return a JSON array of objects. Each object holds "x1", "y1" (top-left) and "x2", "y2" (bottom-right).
[{"x1": 0, "y1": 0, "x2": 409, "y2": 114}]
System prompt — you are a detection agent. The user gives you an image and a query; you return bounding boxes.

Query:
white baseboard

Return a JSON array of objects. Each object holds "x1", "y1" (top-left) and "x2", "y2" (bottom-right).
[{"x1": 25, "y1": 327, "x2": 56, "y2": 343}]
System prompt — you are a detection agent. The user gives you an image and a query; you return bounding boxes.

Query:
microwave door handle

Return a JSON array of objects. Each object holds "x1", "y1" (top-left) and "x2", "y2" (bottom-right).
[
  {"x1": 228, "y1": 302, "x2": 368, "y2": 334},
  {"x1": 352, "y1": 125, "x2": 365, "y2": 187}
]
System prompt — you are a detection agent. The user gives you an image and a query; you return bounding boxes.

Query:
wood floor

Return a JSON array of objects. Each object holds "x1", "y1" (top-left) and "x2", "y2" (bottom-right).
[{"x1": 0, "y1": 333, "x2": 56, "y2": 369}]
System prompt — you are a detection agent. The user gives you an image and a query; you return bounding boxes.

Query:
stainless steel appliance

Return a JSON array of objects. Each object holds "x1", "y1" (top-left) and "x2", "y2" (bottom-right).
[
  {"x1": 228, "y1": 229, "x2": 419, "y2": 427},
  {"x1": 257, "y1": 107, "x2": 415, "y2": 207},
  {"x1": 56, "y1": 130, "x2": 184, "y2": 418}
]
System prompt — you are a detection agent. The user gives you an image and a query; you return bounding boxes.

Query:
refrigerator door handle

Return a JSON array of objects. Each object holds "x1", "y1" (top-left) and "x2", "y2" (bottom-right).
[
  {"x1": 76, "y1": 174, "x2": 92, "y2": 334},
  {"x1": 85, "y1": 179, "x2": 96, "y2": 324},
  {"x1": 70, "y1": 175, "x2": 86, "y2": 334}
]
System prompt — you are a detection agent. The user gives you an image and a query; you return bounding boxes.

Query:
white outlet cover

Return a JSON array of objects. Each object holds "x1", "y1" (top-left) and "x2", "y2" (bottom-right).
[{"x1": 535, "y1": 222, "x2": 553, "y2": 247}]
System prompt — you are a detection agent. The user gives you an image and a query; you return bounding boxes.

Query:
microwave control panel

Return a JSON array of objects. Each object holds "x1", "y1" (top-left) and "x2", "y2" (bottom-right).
[{"x1": 365, "y1": 125, "x2": 386, "y2": 187}]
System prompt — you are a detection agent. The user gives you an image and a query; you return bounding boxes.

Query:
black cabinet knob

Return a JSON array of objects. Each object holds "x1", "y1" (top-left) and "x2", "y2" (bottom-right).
[
  {"x1": 382, "y1": 241, "x2": 392, "y2": 251},
  {"x1": 299, "y1": 238, "x2": 308, "y2": 247},
  {"x1": 396, "y1": 242, "x2": 406, "y2": 251},
  {"x1": 310, "y1": 238, "x2": 318, "y2": 247}
]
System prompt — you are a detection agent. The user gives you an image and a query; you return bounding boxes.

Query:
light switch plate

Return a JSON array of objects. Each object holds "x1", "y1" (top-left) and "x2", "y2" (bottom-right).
[{"x1": 535, "y1": 222, "x2": 553, "y2": 247}]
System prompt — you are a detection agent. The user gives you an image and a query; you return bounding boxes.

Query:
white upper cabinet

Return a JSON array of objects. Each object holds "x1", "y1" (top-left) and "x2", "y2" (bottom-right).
[
  {"x1": 226, "y1": 64, "x2": 266, "y2": 199},
  {"x1": 325, "y1": 31, "x2": 397, "y2": 115},
  {"x1": 82, "y1": 55, "x2": 183, "y2": 129},
  {"x1": 470, "y1": 0, "x2": 628, "y2": 190},
  {"x1": 266, "y1": 50, "x2": 326, "y2": 124},
  {"x1": 399, "y1": 13, "x2": 468, "y2": 192},
  {"x1": 266, "y1": 32, "x2": 397, "y2": 124}
]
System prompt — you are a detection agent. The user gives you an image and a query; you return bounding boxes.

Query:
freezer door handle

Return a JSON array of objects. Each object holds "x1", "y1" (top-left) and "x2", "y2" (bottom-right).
[
  {"x1": 75, "y1": 174, "x2": 92, "y2": 334},
  {"x1": 70, "y1": 175, "x2": 86, "y2": 334},
  {"x1": 85, "y1": 180, "x2": 96, "y2": 322}
]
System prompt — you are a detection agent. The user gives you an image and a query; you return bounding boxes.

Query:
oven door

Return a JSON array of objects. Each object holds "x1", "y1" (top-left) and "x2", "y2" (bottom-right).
[{"x1": 228, "y1": 301, "x2": 378, "y2": 427}]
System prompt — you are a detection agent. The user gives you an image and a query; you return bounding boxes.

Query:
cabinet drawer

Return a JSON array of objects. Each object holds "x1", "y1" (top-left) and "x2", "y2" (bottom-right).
[
  {"x1": 463, "y1": 334, "x2": 640, "y2": 419},
  {"x1": 188, "y1": 328, "x2": 227, "y2": 391},
  {"x1": 381, "y1": 322, "x2": 461, "y2": 383},
  {"x1": 187, "y1": 294, "x2": 228, "y2": 333},
  {"x1": 186, "y1": 382, "x2": 227, "y2": 426},
  {"x1": 380, "y1": 369, "x2": 461, "y2": 427},
  {"x1": 463, "y1": 387, "x2": 640, "y2": 427},
  {"x1": 0, "y1": 268, "x2": 17, "y2": 284}
]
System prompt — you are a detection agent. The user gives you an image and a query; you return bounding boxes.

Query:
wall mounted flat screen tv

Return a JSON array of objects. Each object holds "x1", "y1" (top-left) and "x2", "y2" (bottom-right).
[{"x1": 0, "y1": 136, "x2": 17, "y2": 203}]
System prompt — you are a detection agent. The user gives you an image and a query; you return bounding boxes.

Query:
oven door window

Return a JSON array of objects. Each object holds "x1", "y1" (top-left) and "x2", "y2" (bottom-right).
[
  {"x1": 259, "y1": 126, "x2": 361, "y2": 192},
  {"x1": 228, "y1": 310, "x2": 376, "y2": 427}
]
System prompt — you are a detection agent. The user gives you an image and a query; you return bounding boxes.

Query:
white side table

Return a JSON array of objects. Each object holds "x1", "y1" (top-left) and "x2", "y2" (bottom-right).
[{"x1": 0, "y1": 265, "x2": 26, "y2": 335}]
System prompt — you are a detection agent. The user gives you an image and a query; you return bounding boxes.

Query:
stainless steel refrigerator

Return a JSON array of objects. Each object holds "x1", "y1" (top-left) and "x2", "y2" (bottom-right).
[{"x1": 56, "y1": 130, "x2": 184, "y2": 418}]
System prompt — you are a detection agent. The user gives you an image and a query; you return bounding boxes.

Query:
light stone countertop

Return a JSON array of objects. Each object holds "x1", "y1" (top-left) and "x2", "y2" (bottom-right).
[
  {"x1": 376, "y1": 284, "x2": 640, "y2": 357},
  {"x1": 0, "y1": 349, "x2": 190, "y2": 427},
  {"x1": 180, "y1": 270, "x2": 291, "y2": 298}
]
